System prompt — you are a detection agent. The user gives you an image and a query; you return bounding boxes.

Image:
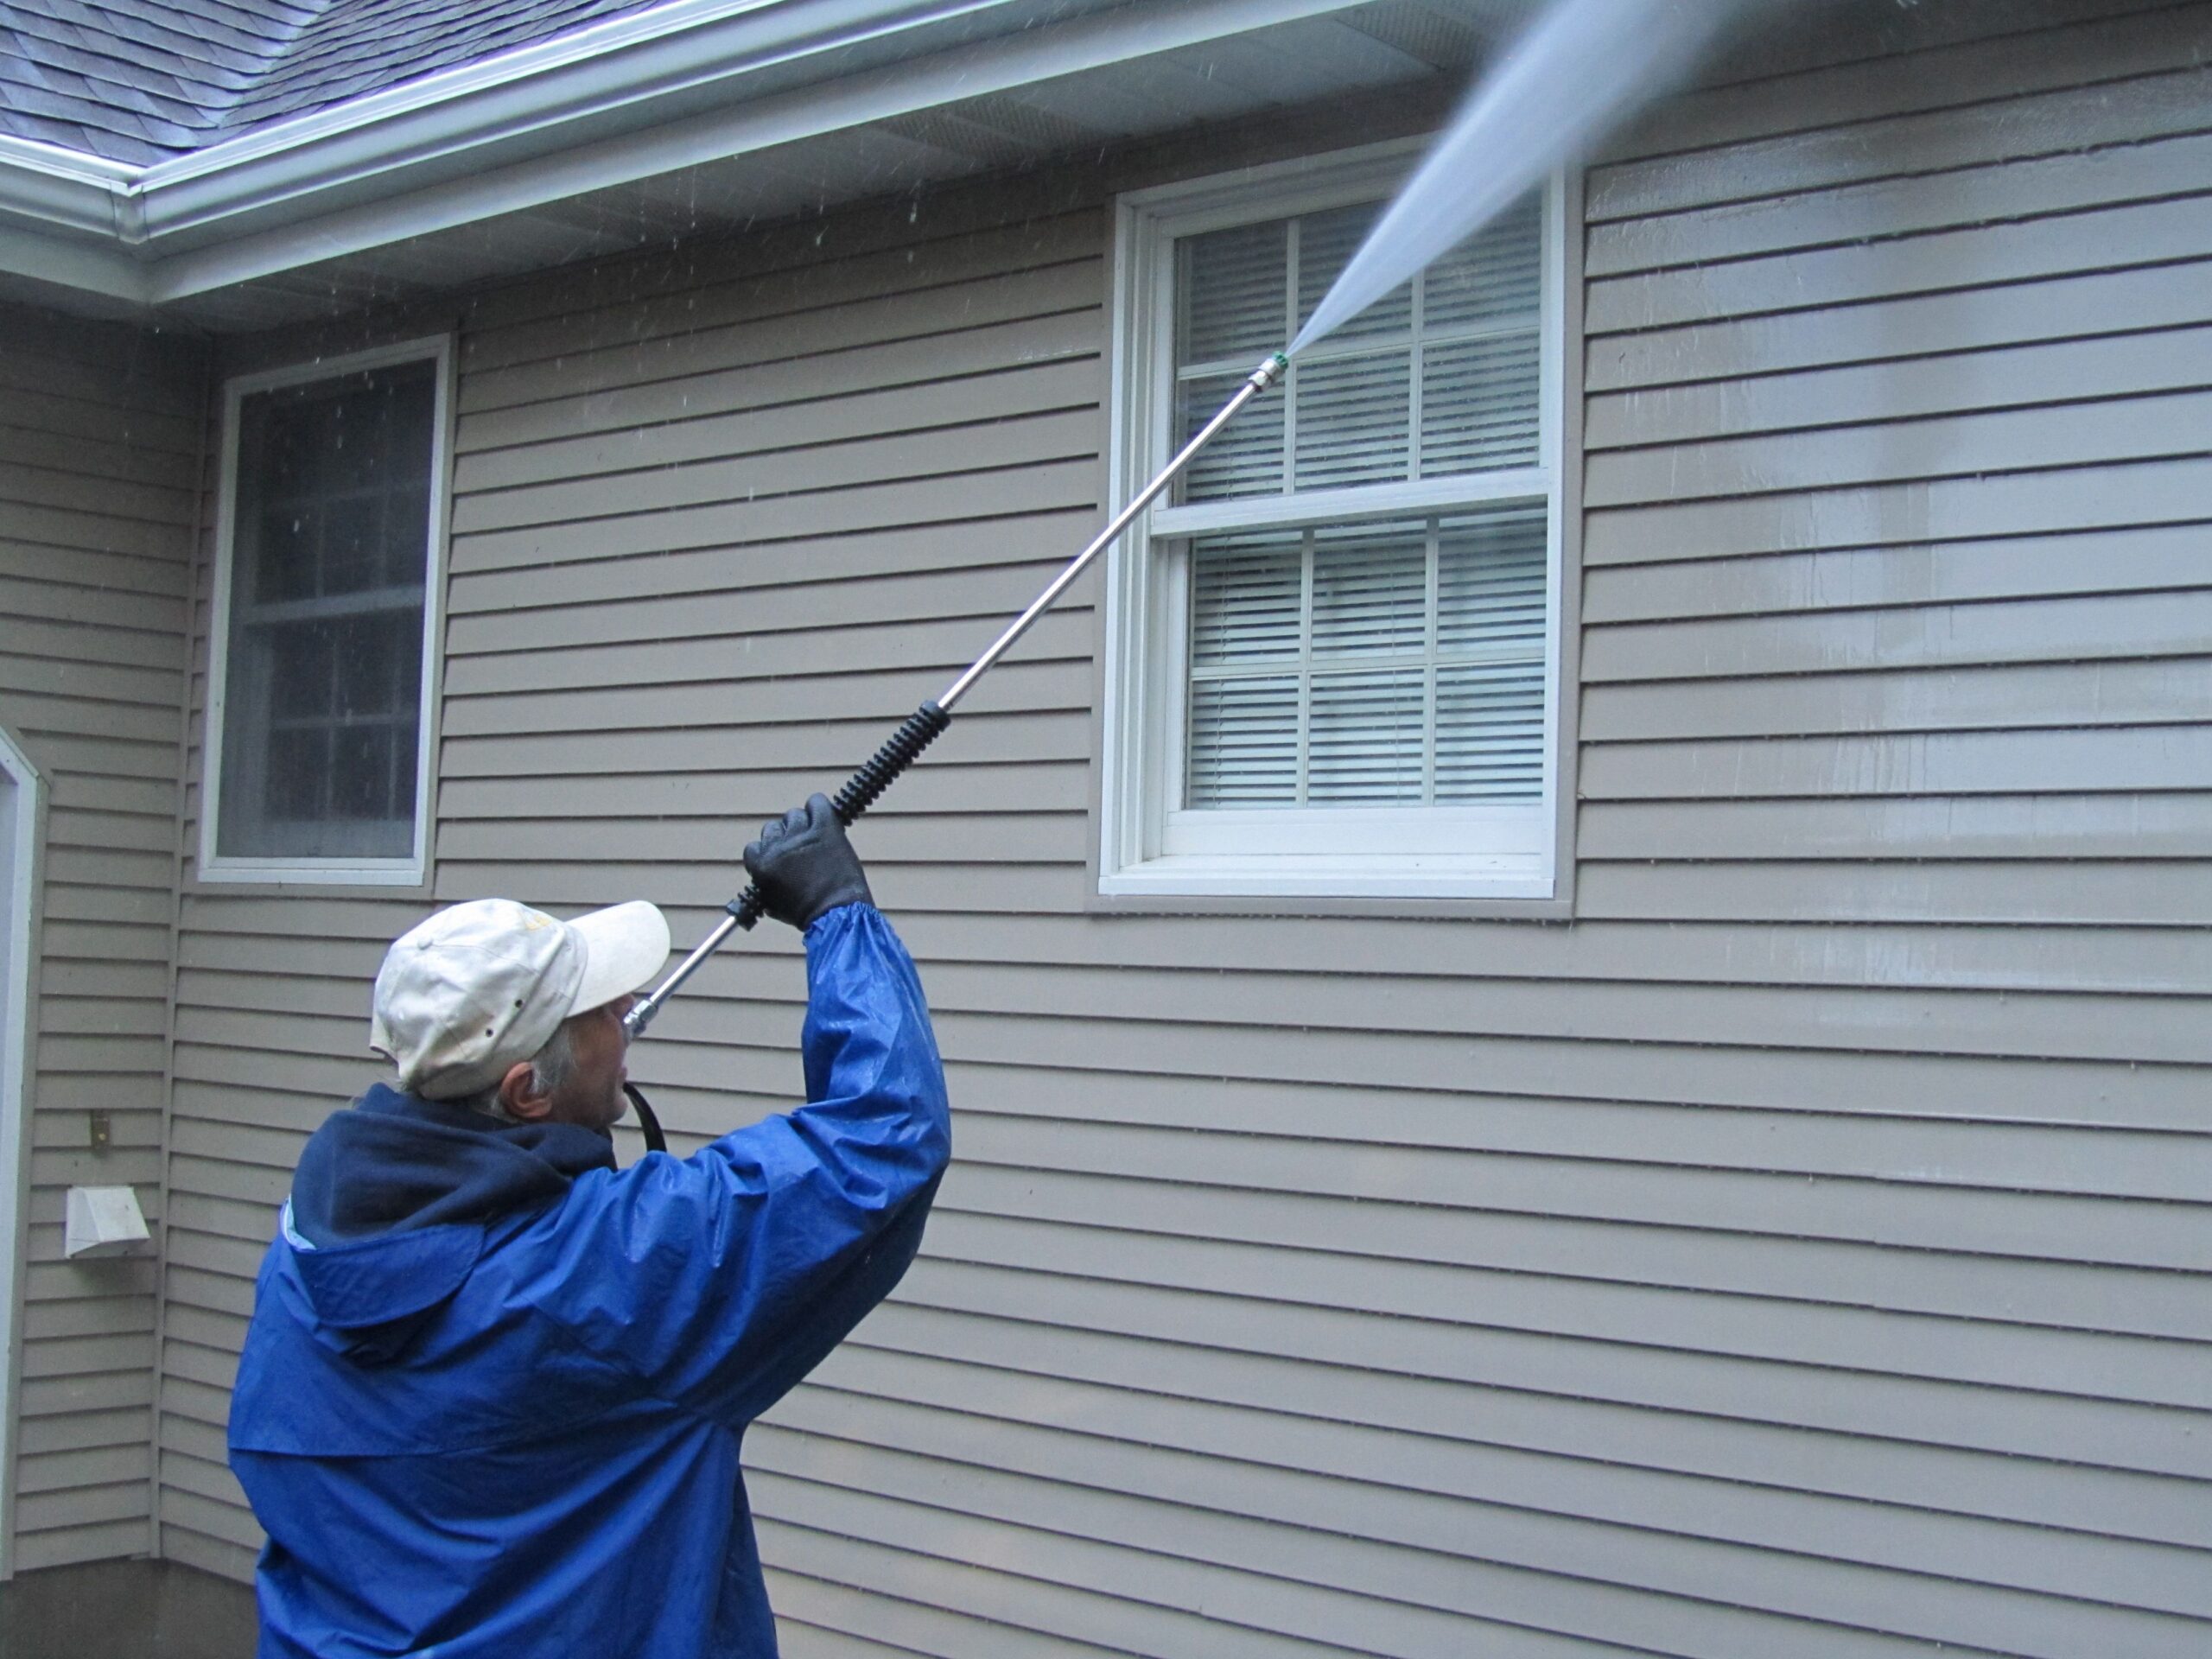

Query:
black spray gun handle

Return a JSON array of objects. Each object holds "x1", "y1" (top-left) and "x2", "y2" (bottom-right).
[
  {"x1": 721, "y1": 700, "x2": 953, "y2": 929},
  {"x1": 620, "y1": 700, "x2": 953, "y2": 1039}
]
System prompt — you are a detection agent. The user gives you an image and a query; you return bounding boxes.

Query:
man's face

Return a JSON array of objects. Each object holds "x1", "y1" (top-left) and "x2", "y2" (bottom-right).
[{"x1": 543, "y1": 994, "x2": 636, "y2": 1133}]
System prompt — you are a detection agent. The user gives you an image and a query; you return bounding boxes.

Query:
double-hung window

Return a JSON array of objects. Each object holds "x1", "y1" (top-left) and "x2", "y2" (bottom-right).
[
  {"x1": 1102, "y1": 149, "x2": 1567, "y2": 900},
  {"x1": 202, "y1": 340, "x2": 449, "y2": 885}
]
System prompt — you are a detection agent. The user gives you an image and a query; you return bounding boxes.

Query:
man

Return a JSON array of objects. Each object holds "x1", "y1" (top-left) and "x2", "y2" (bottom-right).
[{"x1": 229, "y1": 796, "x2": 949, "y2": 1657}]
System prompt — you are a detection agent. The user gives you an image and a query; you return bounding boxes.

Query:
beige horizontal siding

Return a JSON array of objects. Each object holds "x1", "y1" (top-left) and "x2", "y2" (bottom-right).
[
  {"x1": 142, "y1": 1, "x2": 2212, "y2": 1652},
  {"x1": 0, "y1": 301, "x2": 200, "y2": 1573},
  {"x1": 149, "y1": 156, "x2": 1123, "y2": 1581}
]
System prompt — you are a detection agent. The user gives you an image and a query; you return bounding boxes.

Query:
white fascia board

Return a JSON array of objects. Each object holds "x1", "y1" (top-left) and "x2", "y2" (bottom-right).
[
  {"x1": 0, "y1": 0, "x2": 1366, "y2": 307},
  {"x1": 144, "y1": 0, "x2": 1367, "y2": 302},
  {"x1": 131, "y1": 0, "x2": 1024, "y2": 246}
]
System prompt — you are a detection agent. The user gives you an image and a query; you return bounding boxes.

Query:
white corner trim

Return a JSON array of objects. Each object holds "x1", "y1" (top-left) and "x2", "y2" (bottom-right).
[
  {"x1": 0, "y1": 224, "x2": 151, "y2": 304},
  {"x1": 0, "y1": 723, "x2": 44, "y2": 1580}
]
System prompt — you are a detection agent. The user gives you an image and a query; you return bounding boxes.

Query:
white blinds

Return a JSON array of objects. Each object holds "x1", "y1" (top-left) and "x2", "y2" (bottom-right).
[
  {"x1": 1173, "y1": 192, "x2": 1542, "y2": 502},
  {"x1": 1173, "y1": 188, "x2": 1548, "y2": 814},
  {"x1": 1185, "y1": 507, "x2": 1548, "y2": 807}
]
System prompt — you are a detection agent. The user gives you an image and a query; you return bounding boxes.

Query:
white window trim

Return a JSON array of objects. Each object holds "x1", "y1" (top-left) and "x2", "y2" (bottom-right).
[
  {"x1": 200, "y1": 335, "x2": 453, "y2": 887},
  {"x1": 1100, "y1": 143, "x2": 1567, "y2": 901}
]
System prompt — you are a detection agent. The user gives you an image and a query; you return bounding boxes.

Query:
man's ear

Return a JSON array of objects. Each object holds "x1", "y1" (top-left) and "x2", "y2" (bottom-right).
[{"x1": 498, "y1": 1058, "x2": 553, "y2": 1121}]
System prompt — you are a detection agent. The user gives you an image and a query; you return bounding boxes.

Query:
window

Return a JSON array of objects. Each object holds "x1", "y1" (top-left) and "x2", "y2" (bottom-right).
[
  {"x1": 202, "y1": 340, "x2": 449, "y2": 884},
  {"x1": 1102, "y1": 149, "x2": 1566, "y2": 900}
]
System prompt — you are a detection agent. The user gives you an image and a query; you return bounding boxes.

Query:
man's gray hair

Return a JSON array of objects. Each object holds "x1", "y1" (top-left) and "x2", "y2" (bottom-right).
[{"x1": 456, "y1": 1020, "x2": 578, "y2": 1122}]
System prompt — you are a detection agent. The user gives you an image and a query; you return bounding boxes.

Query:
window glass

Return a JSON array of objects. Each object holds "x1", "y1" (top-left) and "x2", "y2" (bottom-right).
[
  {"x1": 1185, "y1": 505, "x2": 1547, "y2": 809},
  {"x1": 216, "y1": 359, "x2": 436, "y2": 863},
  {"x1": 1171, "y1": 190, "x2": 1547, "y2": 819},
  {"x1": 1173, "y1": 191, "x2": 1541, "y2": 507}
]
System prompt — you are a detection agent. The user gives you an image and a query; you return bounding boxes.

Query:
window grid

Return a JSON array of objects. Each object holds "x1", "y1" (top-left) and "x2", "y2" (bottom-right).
[
  {"x1": 206, "y1": 343, "x2": 445, "y2": 880},
  {"x1": 1186, "y1": 518, "x2": 1547, "y2": 809},
  {"x1": 1173, "y1": 199, "x2": 1543, "y2": 504},
  {"x1": 229, "y1": 368, "x2": 431, "y2": 849},
  {"x1": 1172, "y1": 189, "x2": 1548, "y2": 815}
]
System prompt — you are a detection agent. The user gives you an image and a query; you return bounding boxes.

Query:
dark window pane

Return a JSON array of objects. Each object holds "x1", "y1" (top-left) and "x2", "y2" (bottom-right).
[
  {"x1": 332, "y1": 614, "x2": 403, "y2": 718},
  {"x1": 264, "y1": 727, "x2": 327, "y2": 822},
  {"x1": 384, "y1": 483, "x2": 429, "y2": 585},
  {"x1": 321, "y1": 493, "x2": 383, "y2": 594},
  {"x1": 331, "y1": 725, "x2": 396, "y2": 820},
  {"x1": 391, "y1": 734, "x2": 417, "y2": 819},
  {"x1": 269, "y1": 623, "x2": 334, "y2": 717},
  {"x1": 254, "y1": 505, "x2": 315, "y2": 602},
  {"x1": 391, "y1": 618, "x2": 423, "y2": 715}
]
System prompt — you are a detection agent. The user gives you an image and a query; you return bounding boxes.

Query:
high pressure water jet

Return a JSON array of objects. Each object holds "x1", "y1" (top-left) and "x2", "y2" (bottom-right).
[{"x1": 623, "y1": 350, "x2": 1290, "y2": 1039}]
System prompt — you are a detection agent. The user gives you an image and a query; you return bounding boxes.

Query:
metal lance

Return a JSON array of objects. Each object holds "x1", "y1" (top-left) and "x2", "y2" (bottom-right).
[{"x1": 623, "y1": 350, "x2": 1291, "y2": 1039}]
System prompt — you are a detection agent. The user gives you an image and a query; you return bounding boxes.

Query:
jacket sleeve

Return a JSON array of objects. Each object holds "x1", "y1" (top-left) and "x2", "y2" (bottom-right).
[{"x1": 518, "y1": 903, "x2": 950, "y2": 1426}]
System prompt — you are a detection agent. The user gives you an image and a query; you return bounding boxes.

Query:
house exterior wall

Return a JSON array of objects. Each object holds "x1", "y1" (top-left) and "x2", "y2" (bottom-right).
[
  {"x1": 149, "y1": 1, "x2": 2211, "y2": 1650},
  {"x1": 0, "y1": 303, "x2": 202, "y2": 1574}
]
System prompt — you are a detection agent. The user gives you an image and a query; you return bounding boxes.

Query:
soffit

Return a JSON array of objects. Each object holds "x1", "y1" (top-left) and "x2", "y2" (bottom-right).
[{"x1": 0, "y1": 0, "x2": 1535, "y2": 327}]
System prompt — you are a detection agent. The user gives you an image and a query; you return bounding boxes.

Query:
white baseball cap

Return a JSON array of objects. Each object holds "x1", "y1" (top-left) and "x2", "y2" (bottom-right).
[{"x1": 370, "y1": 898, "x2": 671, "y2": 1100}]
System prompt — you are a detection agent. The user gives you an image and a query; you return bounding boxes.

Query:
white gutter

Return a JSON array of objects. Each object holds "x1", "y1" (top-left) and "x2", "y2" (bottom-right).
[
  {"x1": 131, "y1": 0, "x2": 1031, "y2": 246},
  {"x1": 0, "y1": 135, "x2": 134, "y2": 237},
  {"x1": 0, "y1": 0, "x2": 1366, "y2": 309}
]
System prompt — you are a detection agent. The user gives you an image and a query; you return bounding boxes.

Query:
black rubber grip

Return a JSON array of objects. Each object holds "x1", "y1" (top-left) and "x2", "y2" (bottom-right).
[
  {"x1": 832, "y1": 701, "x2": 952, "y2": 824},
  {"x1": 723, "y1": 701, "x2": 953, "y2": 931}
]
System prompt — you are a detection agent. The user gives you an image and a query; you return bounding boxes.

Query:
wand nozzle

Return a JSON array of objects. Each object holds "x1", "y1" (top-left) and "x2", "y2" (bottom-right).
[{"x1": 623, "y1": 350, "x2": 1291, "y2": 1039}]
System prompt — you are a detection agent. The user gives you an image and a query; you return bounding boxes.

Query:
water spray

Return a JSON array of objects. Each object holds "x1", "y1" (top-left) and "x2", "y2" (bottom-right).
[{"x1": 623, "y1": 350, "x2": 1290, "y2": 1039}]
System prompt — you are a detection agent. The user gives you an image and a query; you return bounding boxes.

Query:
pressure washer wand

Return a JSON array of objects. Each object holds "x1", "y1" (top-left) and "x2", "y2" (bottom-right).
[{"x1": 624, "y1": 350, "x2": 1290, "y2": 1039}]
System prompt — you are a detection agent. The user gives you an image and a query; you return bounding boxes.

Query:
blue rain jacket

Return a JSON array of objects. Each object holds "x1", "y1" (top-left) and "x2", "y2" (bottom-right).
[{"x1": 229, "y1": 905, "x2": 949, "y2": 1658}]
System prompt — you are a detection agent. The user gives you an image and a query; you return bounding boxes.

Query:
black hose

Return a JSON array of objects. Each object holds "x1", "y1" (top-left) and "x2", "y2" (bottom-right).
[{"x1": 623, "y1": 1081, "x2": 666, "y2": 1156}]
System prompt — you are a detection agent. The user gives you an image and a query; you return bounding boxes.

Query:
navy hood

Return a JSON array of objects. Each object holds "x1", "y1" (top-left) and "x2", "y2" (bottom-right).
[
  {"x1": 281, "y1": 1084, "x2": 617, "y2": 1357},
  {"x1": 290, "y1": 1084, "x2": 615, "y2": 1244}
]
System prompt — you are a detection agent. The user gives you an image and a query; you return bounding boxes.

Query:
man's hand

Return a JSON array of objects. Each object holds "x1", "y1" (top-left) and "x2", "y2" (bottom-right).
[{"x1": 744, "y1": 794, "x2": 874, "y2": 930}]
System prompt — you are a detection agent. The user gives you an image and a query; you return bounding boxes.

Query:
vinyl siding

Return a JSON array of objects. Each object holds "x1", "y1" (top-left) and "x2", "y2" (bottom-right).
[
  {"x1": 157, "y1": 2, "x2": 2212, "y2": 1653},
  {"x1": 0, "y1": 303, "x2": 201, "y2": 1573}
]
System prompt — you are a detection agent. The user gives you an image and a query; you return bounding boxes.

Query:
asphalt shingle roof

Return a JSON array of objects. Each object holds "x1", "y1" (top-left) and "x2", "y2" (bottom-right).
[{"x1": 0, "y1": 0, "x2": 665, "y2": 163}]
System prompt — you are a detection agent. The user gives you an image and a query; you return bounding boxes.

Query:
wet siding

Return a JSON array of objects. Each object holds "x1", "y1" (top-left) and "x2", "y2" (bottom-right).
[
  {"x1": 0, "y1": 305, "x2": 201, "y2": 1572},
  {"x1": 149, "y1": 188, "x2": 1116, "y2": 1582},
  {"x1": 156, "y1": 2, "x2": 2212, "y2": 1650}
]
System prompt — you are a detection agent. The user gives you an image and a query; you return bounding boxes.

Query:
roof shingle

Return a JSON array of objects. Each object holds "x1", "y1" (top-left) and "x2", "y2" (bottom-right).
[{"x1": 0, "y1": 0, "x2": 665, "y2": 162}]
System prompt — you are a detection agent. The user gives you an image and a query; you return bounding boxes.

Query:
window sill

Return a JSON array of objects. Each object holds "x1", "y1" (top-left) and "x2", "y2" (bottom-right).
[
  {"x1": 1099, "y1": 852, "x2": 1554, "y2": 902},
  {"x1": 195, "y1": 860, "x2": 427, "y2": 887}
]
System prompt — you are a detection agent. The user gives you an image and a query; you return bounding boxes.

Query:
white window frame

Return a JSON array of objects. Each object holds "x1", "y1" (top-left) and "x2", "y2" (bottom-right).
[
  {"x1": 1100, "y1": 144, "x2": 1567, "y2": 902},
  {"x1": 200, "y1": 336, "x2": 453, "y2": 887}
]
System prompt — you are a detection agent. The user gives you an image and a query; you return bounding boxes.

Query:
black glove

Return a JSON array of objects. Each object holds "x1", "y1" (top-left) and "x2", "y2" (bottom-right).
[{"x1": 743, "y1": 793, "x2": 874, "y2": 930}]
